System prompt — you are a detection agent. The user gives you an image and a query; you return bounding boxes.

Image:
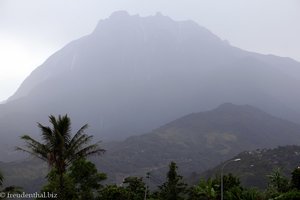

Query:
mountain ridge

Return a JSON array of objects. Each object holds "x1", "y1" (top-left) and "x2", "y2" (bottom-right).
[
  {"x1": 94, "y1": 103, "x2": 300, "y2": 183},
  {"x1": 2, "y1": 11, "x2": 300, "y2": 160}
]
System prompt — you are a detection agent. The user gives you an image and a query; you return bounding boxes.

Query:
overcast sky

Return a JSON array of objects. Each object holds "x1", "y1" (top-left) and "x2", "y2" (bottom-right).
[{"x1": 0, "y1": 0, "x2": 299, "y2": 101}]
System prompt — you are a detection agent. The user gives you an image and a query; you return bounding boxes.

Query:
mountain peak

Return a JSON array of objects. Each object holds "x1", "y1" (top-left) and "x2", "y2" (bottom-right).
[
  {"x1": 3, "y1": 11, "x2": 300, "y2": 163},
  {"x1": 109, "y1": 10, "x2": 130, "y2": 19},
  {"x1": 92, "y1": 10, "x2": 222, "y2": 44},
  {"x1": 155, "y1": 12, "x2": 163, "y2": 16},
  {"x1": 214, "y1": 103, "x2": 264, "y2": 114}
]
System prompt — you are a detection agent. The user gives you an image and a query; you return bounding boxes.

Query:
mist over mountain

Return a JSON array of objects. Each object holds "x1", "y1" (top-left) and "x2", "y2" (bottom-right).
[
  {"x1": 95, "y1": 103, "x2": 300, "y2": 183},
  {"x1": 1, "y1": 11, "x2": 300, "y2": 160},
  {"x1": 3, "y1": 103, "x2": 300, "y2": 191}
]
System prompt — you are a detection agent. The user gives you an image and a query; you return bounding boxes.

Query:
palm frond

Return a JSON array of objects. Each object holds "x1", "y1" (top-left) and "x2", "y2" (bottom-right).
[
  {"x1": 52, "y1": 114, "x2": 72, "y2": 143},
  {"x1": 68, "y1": 134, "x2": 93, "y2": 150},
  {"x1": 67, "y1": 145, "x2": 105, "y2": 166},
  {"x1": 74, "y1": 143, "x2": 105, "y2": 158},
  {"x1": 38, "y1": 123, "x2": 54, "y2": 143},
  {"x1": 15, "y1": 147, "x2": 48, "y2": 162},
  {"x1": 68, "y1": 124, "x2": 88, "y2": 146},
  {"x1": 17, "y1": 114, "x2": 105, "y2": 176},
  {"x1": 16, "y1": 135, "x2": 51, "y2": 163},
  {"x1": 18, "y1": 135, "x2": 48, "y2": 155}
]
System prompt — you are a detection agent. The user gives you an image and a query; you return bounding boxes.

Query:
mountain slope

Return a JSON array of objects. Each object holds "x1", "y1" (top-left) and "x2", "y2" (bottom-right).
[
  {"x1": 199, "y1": 145, "x2": 300, "y2": 189},
  {"x1": 1, "y1": 11, "x2": 300, "y2": 160},
  {"x1": 94, "y1": 103, "x2": 300, "y2": 183},
  {"x1": 2, "y1": 103, "x2": 300, "y2": 191}
]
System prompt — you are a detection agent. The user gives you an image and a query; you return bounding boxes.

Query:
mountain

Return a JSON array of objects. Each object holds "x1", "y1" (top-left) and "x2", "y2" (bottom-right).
[
  {"x1": 0, "y1": 159, "x2": 47, "y2": 193},
  {"x1": 94, "y1": 103, "x2": 300, "y2": 184},
  {"x1": 2, "y1": 103, "x2": 300, "y2": 191},
  {"x1": 2, "y1": 11, "x2": 300, "y2": 160},
  {"x1": 199, "y1": 145, "x2": 300, "y2": 189}
]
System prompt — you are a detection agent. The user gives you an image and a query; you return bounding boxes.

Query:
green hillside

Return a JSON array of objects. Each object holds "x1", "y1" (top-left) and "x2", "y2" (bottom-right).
[
  {"x1": 94, "y1": 103, "x2": 300, "y2": 184},
  {"x1": 199, "y1": 145, "x2": 300, "y2": 189}
]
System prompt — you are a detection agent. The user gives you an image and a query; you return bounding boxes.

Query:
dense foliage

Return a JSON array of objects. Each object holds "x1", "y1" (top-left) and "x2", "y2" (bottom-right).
[{"x1": 34, "y1": 160, "x2": 300, "y2": 200}]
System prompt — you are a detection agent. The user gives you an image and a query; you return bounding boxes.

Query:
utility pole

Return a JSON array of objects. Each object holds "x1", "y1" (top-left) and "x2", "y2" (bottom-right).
[
  {"x1": 144, "y1": 172, "x2": 150, "y2": 200},
  {"x1": 221, "y1": 158, "x2": 241, "y2": 200}
]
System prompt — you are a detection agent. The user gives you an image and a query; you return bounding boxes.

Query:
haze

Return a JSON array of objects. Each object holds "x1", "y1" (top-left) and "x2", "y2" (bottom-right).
[{"x1": 0, "y1": 0, "x2": 299, "y2": 101}]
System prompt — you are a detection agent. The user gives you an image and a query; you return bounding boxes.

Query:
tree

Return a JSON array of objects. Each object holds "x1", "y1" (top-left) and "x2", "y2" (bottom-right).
[
  {"x1": 69, "y1": 158, "x2": 106, "y2": 200},
  {"x1": 188, "y1": 178, "x2": 217, "y2": 200},
  {"x1": 241, "y1": 188, "x2": 264, "y2": 200},
  {"x1": 158, "y1": 161, "x2": 187, "y2": 200},
  {"x1": 291, "y1": 167, "x2": 300, "y2": 190},
  {"x1": 123, "y1": 177, "x2": 146, "y2": 200},
  {"x1": 224, "y1": 186, "x2": 243, "y2": 200},
  {"x1": 267, "y1": 168, "x2": 290, "y2": 193},
  {"x1": 40, "y1": 158, "x2": 106, "y2": 200},
  {"x1": 276, "y1": 191, "x2": 300, "y2": 200},
  {"x1": 97, "y1": 185, "x2": 131, "y2": 200},
  {"x1": 39, "y1": 168, "x2": 76, "y2": 200},
  {"x1": 16, "y1": 114, "x2": 105, "y2": 199},
  {"x1": 212, "y1": 173, "x2": 241, "y2": 198}
]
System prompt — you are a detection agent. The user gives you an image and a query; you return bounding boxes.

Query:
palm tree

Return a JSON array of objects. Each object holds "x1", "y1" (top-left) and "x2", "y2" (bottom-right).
[{"x1": 16, "y1": 114, "x2": 105, "y2": 198}]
